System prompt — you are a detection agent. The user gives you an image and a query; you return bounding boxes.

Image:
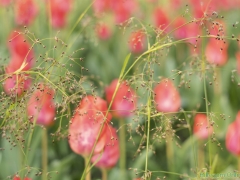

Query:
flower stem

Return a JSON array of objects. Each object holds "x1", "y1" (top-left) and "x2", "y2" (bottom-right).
[
  {"x1": 166, "y1": 122, "x2": 173, "y2": 171},
  {"x1": 198, "y1": 140, "x2": 205, "y2": 171},
  {"x1": 84, "y1": 157, "x2": 91, "y2": 180},
  {"x1": 42, "y1": 128, "x2": 48, "y2": 180},
  {"x1": 101, "y1": 168, "x2": 107, "y2": 180},
  {"x1": 119, "y1": 119, "x2": 126, "y2": 177}
]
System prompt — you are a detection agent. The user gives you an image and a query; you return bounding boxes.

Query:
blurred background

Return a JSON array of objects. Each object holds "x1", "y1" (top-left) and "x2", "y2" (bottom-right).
[{"x1": 0, "y1": 0, "x2": 240, "y2": 179}]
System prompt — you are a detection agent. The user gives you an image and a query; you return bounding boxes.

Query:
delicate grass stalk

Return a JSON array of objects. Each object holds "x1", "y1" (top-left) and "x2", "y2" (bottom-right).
[
  {"x1": 119, "y1": 119, "x2": 126, "y2": 177},
  {"x1": 145, "y1": 98, "x2": 151, "y2": 180},
  {"x1": 166, "y1": 120, "x2": 174, "y2": 172},
  {"x1": 42, "y1": 128, "x2": 48, "y2": 180},
  {"x1": 204, "y1": 73, "x2": 212, "y2": 173},
  {"x1": 84, "y1": 157, "x2": 91, "y2": 180},
  {"x1": 101, "y1": 168, "x2": 107, "y2": 180}
]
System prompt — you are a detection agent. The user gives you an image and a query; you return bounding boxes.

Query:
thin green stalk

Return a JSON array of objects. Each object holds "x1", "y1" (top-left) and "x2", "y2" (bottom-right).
[
  {"x1": 119, "y1": 119, "x2": 126, "y2": 177},
  {"x1": 101, "y1": 168, "x2": 107, "y2": 180},
  {"x1": 198, "y1": 140, "x2": 205, "y2": 170},
  {"x1": 84, "y1": 157, "x2": 91, "y2": 180},
  {"x1": 42, "y1": 128, "x2": 48, "y2": 180},
  {"x1": 145, "y1": 98, "x2": 151, "y2": 180},
  {"x1": 204, "y1": 74, "x2": 212, "y2": 173},
  {"x1": 166, "y1": 119, "x2": 173, "y2": 172},
  {"x1": 238, "y1": 156, "x2": 240, "y2": 172}
]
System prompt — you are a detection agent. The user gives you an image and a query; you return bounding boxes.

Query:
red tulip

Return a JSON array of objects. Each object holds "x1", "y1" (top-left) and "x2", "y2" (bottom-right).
[
  {"x1": 91, "y1": 125, "x2": 119, "y2": 168},
  {"x1": 15, "y1": 0, "x2": 38, "y2": 25},
  {"x1": 205, "y1": 39, "x2": 228, "y2": 66},
  {"x1": 8, "y1": 32, "x2": 34, "y2": 71},
  {"x1": 93, "y1": 0, "x2": 111, "y2": 14},
  {"x1": 154, "y1": 79, "x2": 181, "y2": 113},
  {"x1": 105, "y1": 79, "x2": 137, "y2": 118},
  {"x1": 226, "y1": 112, "x2": 240, "y2": 156},
  {"x1": 13, "y1": 176, "x2": 31, "y2": 180},
  {"x1": 173, "y1": 17, "x2": 188, "y2": 40},
  {"x1": 27, "y1": 83, "x2": 55, "y2": 126},
  {"x1": 48, "y1": 0, "x2": 72, "y2": 28},
  {"x1": 68, "y1": 96, "x2": 112, "y2": 157},
  {"x1": 153, "y1": 7, "x2": 169, "y2": 32},
  {"x1": 235, "y1": 52, "x2": 240, "y2": 75},
  {"x1": 3, "y1": 73, "x2": 31, "y2": 96},
  {"x1": 128, "y1": 30, "x2": 146, "y2": 53},
  {"x1": 96, "y1": 23, "x2": 112, "y2": 40},
  {"x1": 93, "y1": 0, "x2": 137, "y2": 24},
  {"x1": 193, "y1": 114, "x2": 213, "y2": 140}
]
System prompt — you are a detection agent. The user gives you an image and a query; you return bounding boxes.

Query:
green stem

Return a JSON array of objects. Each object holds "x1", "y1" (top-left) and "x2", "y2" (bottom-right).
[
  {"x1": 84, "y1": 157, "x2": 91, "y2": 180},
  {"x1": 198, "y1": 140, "x2": 205, "y2": 171},
  {"x1": 204, "y1": 74, "x2": 212, "y2": 173},
  {"x1": 42, "y1": 128, "x2": 48, "y2": 180},
  {"x1": 166, "y1": 120, "x2": 173, "y2": 172},
  {"x1": 101, "y1": 168, "x2": 107, "y2": 180},
  {"x1": 145, "y1": 99, "x2": 151, "y2": 180},
  {"x1": 119, "y1": 119, "x2": 126, "y2": 177},
  {"x1": 238, "y1": 156, "x2": 240, "y2": 172}
]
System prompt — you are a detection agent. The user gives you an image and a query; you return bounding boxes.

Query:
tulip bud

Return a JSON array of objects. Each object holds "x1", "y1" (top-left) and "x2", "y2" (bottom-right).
[
  {"x1": 105, "y1": 79, "x2": 137, "y2": 118},
  {"x1": 154, "y1": 79, "x2": 181, "y2": 113},
  {"x1": 27, "y1": 83, "x2": 55, "y2": 126},
  {"x1": 96, "y1": 23, "x2": 112, "y2": 40},
  {"x1": 68, "y1": 96, "x2": 112, "y2": 157},
  {"x1": 91, "y1": 125, "x2": 119, "y2": 168},
  {"x1": 193, "y1": 114, "x2": 213, "y2": 140}
]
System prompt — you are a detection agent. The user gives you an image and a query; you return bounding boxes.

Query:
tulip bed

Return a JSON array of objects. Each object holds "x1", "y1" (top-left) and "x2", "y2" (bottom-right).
[{"x1": 0, "y1": 0, "x2": 240, "y2": 180}]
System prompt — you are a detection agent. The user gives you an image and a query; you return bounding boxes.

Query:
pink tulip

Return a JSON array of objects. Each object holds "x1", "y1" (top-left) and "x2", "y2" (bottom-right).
[
  {"x1": 91, "y1": 125, "x2": 119, "y2": 168},
  {"x1": 13, "y1": 176, "x2": 31, "y2": 180},
  {"x1": 96, "y1": 23, "x2": 112, "y2": 40},
  {"x1": 154, "y1": 79, "x2": 181, "y2": 113},
  {"x1": 152, "y1": 7, "x2": 169, "y2": 32},
  {"x1": 105, "y1": 79, "x2": 137, "y2": 118},
  {"x1": 193, "y1": 114, "x2": 213, "y2": 140},
  {"x1": 48, "y1": 0, "x2": 72, "y2": 28},
  {"x1": 128, "y1": 30, "x2": 146, "y2": 53},
  {"x1": 68, "y1": 96, "x2": 112, "y2": 157},
  {"x1": 205, "y1": 39, "x2": 228, "y2": 66},
  {"x1": 15, "y1": 0, "x2": 38, "y2": 25},
  {"x1": 27, "y1": 83, "x2": 55, "y2": 126}
]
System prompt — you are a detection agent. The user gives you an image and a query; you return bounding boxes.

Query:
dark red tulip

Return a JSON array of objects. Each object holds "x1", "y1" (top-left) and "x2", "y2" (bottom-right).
[
  {"x1": 68, "y1": 96, "x2": 112, "y2": 157},
  {"x1": 193, "y1": 114, "x2": 213, "y2": 140},
  {"x1": 91, "y1": 125, "x2": 119, "y2": 168},
  {"x1": 105, "y1": 79, "x2": 137, "y2": 118},
  {"x1": 27, "y1": 83, "x2": 55, "y2": 126},
  {"x1": 15, "y1": 0, "x2": 38, "y2": 25},
  {"x1": 226, "y1": 112, "x2": 240, "y2": 156},
  {"x1": 154, "y1": 79, "x2": 181, "y2": 113}
]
